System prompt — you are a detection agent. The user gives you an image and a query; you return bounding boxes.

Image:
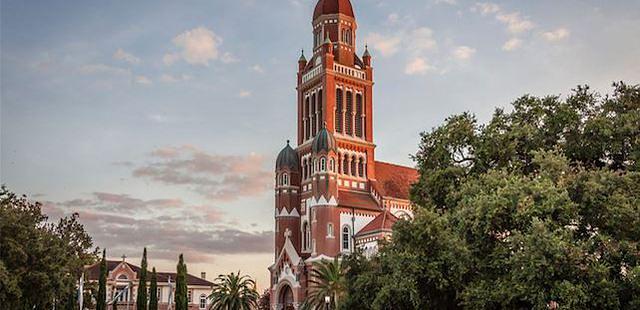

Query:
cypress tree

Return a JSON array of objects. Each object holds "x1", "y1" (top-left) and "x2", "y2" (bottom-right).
[
  {"x1": 136, "y1": 248, "x2": 148, "y2": 310},
  {"x1": 97, "y1": 249, "x2": 107, "y2": 310},
  {"x1": 174, "y1": 254, "x2": 188, "y2": 310},
  {"x1": 148, "y1": 267, "x2": 158, "y2": 310}
]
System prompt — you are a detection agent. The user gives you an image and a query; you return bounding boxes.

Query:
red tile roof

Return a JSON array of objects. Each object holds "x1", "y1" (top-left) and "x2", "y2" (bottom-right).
[
  {"x1": 356, "y1": 211, "x2": 398, "y2": 236},
  {"x1": 85, "y1": 260, "x2": 213, "y2": 287},
  {"x1": 338, "y1": 190, "x2": 381, "y2": 211},
  {"x1": 374, "y1": 161, "x2": 419, "y2": 200}
]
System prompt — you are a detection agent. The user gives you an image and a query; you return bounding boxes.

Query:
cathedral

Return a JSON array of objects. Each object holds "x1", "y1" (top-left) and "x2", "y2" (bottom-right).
[{"x1": 268, "y1": 0, "x2": 418, "y2": 308}]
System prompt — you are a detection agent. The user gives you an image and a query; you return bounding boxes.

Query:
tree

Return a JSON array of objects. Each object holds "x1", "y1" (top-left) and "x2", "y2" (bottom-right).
[
  {"x1": 175, "y1": 254, "x2": 188, "y2": 310},
  {"x1": 97, "y1": 249, "x2": 108, "y2": 310},
  {"x1": 207, "y1": 271, "x2": 259, "y2": 310},
  {"x1": 302, "y1": 257, "x2": 347, "y2": 310},
  {"x1": 257, "y1": 289, "x2": 270, "y2": 310},
  {"x1": 149, "y1": 267, "x2": 158, "y2": 310},
  {"x1": 342, "y1": 83, "x2": 640, "y2": 309},
  {"x1": 0, "y1": 185, "x2": 96, "y2": 309},
  {"x1": 136, "y1": 248, "x2": 148, "y2": 310}
]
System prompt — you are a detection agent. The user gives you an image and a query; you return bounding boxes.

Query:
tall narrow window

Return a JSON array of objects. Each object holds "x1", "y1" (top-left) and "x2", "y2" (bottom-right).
[
  {"x1": 342, "y1": 226, "x2": 350, "y2": 250},
  {"x1": 311, "y1": 94, "x2": 317, "y2": 136},
  {"x1": 335, "y1": 89, "x2": 343, "y2": 133},
  {"x1": 305, "y1": 97, "x2": 311, "y2": 139},
  {"x1": 358, "y1": 160, "x2": 364, "y2": 178},
  {"x1": 327, "y1": 223, "x2": 334, "y2": 237},
  {"x1": 329, "y1": 159, "x2": 335, "y2": 172},
  {"x1": 302, "y1": 222, "x2": 309, "y2": 250},
  {"x1": 345, "y1": 91, "x2": 353, "y2": 135},
  {"x1": 356, "y1": 94, "x2": 363, "y2": 138},
  {"x1": 351, "y1": 158, "x2": 357, "y2": 177},
  {"x1": 342, "y1": 157, "x2": 349, "y2": 175},
  {"x1": 320, "y1": 157, "x2": 326, "y2": 171},
  {"x1": 318, "y1": 90, "x2": 323, "y2": 127}
]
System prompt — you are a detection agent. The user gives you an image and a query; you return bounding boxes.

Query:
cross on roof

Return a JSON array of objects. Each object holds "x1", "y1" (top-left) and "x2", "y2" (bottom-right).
[{"x1": 121, "y1": 254, "x2": 127, "y2": 261}]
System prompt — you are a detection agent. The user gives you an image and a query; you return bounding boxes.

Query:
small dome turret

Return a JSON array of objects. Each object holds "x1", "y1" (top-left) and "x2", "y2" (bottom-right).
[
  {"x1": 276, "y1": 141, "x2": 299, "y2": 170},
  {"x1": 312, "y1": 124, "x2": 337, "y2": 154}
]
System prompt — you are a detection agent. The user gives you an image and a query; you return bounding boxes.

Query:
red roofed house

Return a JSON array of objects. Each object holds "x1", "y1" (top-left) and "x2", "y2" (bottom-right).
[
  {"x1": 84, "y1": 258, "x2": 213, "y2": 310},
  {"x1": 269, "y1": 0, "x2": 419, "y2": 308}
]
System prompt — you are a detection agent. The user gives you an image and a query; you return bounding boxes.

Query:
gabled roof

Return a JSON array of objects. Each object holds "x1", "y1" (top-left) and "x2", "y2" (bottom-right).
[
  {"x1": 356, "y1": 211, "x2": 398, "y2": 237},
  {"x1": 84, "y1": 260, "x2": 213, "y2": 286},
  {"x1": 338, "y1": 190, "x2": 381, "y2": 211},
  {"x1": 373, "y1": 161, "x2": 419, "y2": 200}
]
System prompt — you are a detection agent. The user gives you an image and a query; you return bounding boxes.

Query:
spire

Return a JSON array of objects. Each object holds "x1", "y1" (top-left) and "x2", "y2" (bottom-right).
[
  {"x1": 324, "y1": 36, "x2": 332, "y2": 45},
  {"x1": 298, "y1": 50, "x2": 306, "y2": 62},
  {"x1": 363, "y1": 44, "x2": 371, "y2": 58}
]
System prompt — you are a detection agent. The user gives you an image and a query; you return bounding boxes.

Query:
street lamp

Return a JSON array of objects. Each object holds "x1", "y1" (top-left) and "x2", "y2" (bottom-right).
[{"x1": 324, "y1": 295, "x2": 331, "y2": 310}]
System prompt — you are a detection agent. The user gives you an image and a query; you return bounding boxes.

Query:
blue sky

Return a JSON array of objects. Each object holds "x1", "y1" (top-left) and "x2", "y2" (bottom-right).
[{"x1": 2, "y1": 0, "x2": 639, "y2": 289}]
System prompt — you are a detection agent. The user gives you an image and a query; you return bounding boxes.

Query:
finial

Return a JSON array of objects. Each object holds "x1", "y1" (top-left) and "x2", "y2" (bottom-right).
[
  {"x1": 363, "y1": 44, "x2": 371, "y2": 57},
  {"x1": 298, "y1": 49, "x2": 306, "y2": 62},
  {"x1": 121, "y1": 254, "x2": 127, "y2": 262},
  {"x1": 323, "y1": 121, "x2": 327, "y2": 128},
  {"x1": 286, "y1": 139, "x2": 290, "y2": 145}
]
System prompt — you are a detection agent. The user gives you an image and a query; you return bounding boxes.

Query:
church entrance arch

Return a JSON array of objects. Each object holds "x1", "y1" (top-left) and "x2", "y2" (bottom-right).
[{"x1": 279, "y1": 284, "x2": 295, "y2": 310}]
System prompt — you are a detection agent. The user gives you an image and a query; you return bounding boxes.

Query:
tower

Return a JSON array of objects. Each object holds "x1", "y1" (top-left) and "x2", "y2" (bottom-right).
[{"x1": 270, "y1": 1, "x2": 419, "y2": 309}]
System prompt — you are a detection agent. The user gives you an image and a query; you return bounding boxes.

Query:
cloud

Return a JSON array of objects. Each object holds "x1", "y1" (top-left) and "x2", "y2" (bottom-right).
[
  {"x1": 365, "y1": 33, "x2": 402, "y2": 57},
  {"x1": 496, "y1": 12, "x2": 535, "y2": 34},
  {"x1": 238, "y1": 90, "x2": 252, "y2": 98},
  {"x1": 44, "y1": 193, "x2": 272, "y2": 262},
  {"x1": 542, "y1": 28, "x2": 570, "y2": 42},
  {"x1": 132, "y1": 145, "x2": 272, "y2": 201},
  {"x1": 366, "y1": 27, "x2": 436, "y2": 58},
  {"x1": 472, "y1": 3, "x2": 535, "y2": 34},
  {"x1": 160, "y1": 73, "x2": 192, "y2": 83},
  {"x1": 166, "y1": 27, "x2": 234, "y2": 66},
  {"x1": 434, "y1": 0, "x2": 457, "y2": 5},
  {"x1": 78, "y1": 64, "x2": 130, "y2": 76},
  {"x1": 250, "y1": 65, "x2": 265, "y2": 73},
  {"x1": 502, "y1": 38, "x2": 523, "y2": 51},
  {"x1": 404, "y1": 57, "x2": 433, "y2": 75},
  {"x1": 113, "y1": 48, "x2": 140, "y2": 65},
  {"x1": 135, "y1": 75, "x2": 153, "y2": 85},
  {"x1": 452, "y1": 46, "x2": 476, "y2": 60}
]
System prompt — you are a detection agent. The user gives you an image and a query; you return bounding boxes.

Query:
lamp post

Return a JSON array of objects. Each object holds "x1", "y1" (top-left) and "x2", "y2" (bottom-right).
[{"x1": 324, "y1": 295, "x2": 331, "y2": 310}]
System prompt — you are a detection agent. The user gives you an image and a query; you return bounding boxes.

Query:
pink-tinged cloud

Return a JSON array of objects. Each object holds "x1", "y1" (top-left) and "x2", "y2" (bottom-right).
[
  {"x1": 132, "y1": 146, "x2": 272, "y2": 201},
  {"x1": 44, "y1": 193, "x2": 273, "y2": 263}
]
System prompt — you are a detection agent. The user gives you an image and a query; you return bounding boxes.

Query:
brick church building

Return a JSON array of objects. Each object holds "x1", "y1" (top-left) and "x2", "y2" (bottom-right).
[{"x1": 269, "y1": 0, "x2": 419, "y2": 308}]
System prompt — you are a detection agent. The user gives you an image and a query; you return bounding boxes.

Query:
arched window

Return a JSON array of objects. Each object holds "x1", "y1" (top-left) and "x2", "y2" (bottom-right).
[
  {"x1": 312, "y1": 209, "x2": 317, "y2": 222},
  {"x1": 320, "y1": 157, "x2": 326, "y2": 171},
  {"x1": 318, "y1": 90, "x2": 323, "y2": 128},
  {"x1": 342, "y1": 226, "x2": 351, "y2": 250},
  {"x1": 302, "y1": 221, "x2": 310, "y2": 251},
  {"x1": 282, "y1": 173, "x2": 289, "y2": 186},
  {"x1": 305, "y1": 97, "x2": 311, "y2": 139},
  {"x1": 311, "y1": 93, "x2": 317, "y2": 136},
  {"x1": 199, "y1": 294, "x2": 207, "y2": 309},
  {"x1": 351, "y1": 157, "x2": 357, "y2": 177},
  {"x1": 301, "y1": 159, "x2": 306, "y2": 180},
  {"x1": 329, "y1": 158, "x2": 335, "y2": 172},
  {"x1": 342, "y1": 156, "x2": 349, "y2": 175},
  {"x1": 335, "y1": 89, "x2": 343, "y2": 133},
  {"x1": 358, "y1": 158, "x2": 365, "y2": 178},
  {"x1": 327, "y1": 223, "x2": 334, "y2": 237},
  {"x1": 356, "y1": 94, "x2": 363, "y2": 138},
  {"x1": 117, "y1": 274, "x2": 128, "y2": 280},
  {"x1": 345, "y1": 91, "x2": 353, "y2": 135}
]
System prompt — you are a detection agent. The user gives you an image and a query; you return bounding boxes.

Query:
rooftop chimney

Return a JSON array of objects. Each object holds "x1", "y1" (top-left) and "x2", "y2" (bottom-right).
[{"x1": 201, "y1": 272, "x2": 206, "y2": 279}]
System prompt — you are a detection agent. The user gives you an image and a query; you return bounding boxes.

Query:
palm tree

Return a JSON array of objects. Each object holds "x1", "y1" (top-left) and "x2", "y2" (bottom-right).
[
  {"x1": 208, "y1": 271, "x2": 259, "y2": 310},
  {"x1": 301, "y1": 256, "x2": 347, "y2": 310}
]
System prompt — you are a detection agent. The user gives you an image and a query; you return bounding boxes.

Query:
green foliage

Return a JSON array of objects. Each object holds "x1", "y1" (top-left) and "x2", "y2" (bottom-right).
[
  {"x1": 208, "y1": 271, "x2": 259, "y2": 310},
  {"x1": 257, "y1": 289, "x2": 270, "y2": 310},
  {"x1": 97, "y1": 249, "x2": 107, "y2": 310},
  {"x1": 0, "y1": 185, "x2": 96, "y2": 310},
  {"x1": 301, "y1": 257, "x2": 347, "y2": 310},
  {"x1": 149, "y1": 267, "x2": 158, "y2": 310},
  {"x1": 342, "y1": 83, "x2": 640, "y2": 309},
  {"x1": 175, "y1": 254, "x2": 188, "y2": 310},
  {"x1": 136, "y1": 248, "x2": 148, "y2": 310}
]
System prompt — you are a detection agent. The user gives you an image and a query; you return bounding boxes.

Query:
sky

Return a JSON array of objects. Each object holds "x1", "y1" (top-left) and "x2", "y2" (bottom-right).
[{"x1": 1, "y1": 0, "x2": 639, "y2": 290}]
